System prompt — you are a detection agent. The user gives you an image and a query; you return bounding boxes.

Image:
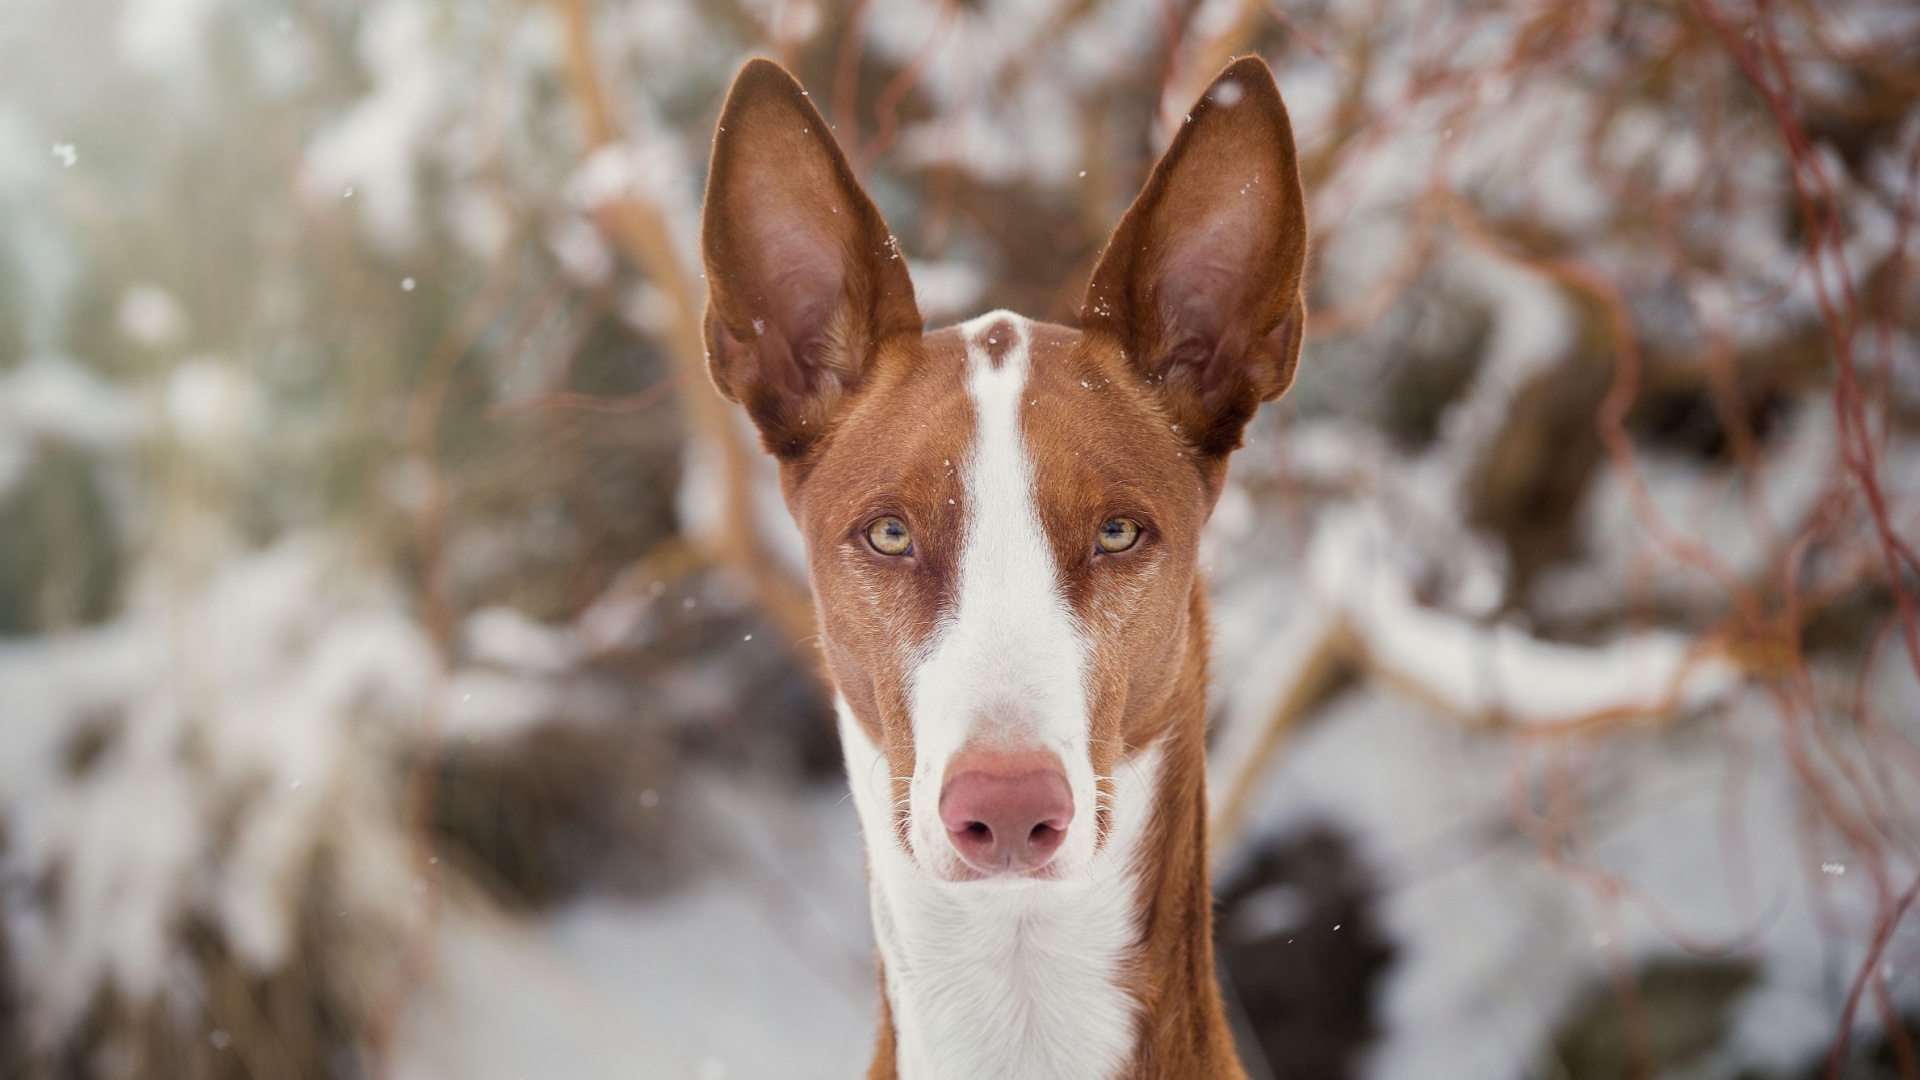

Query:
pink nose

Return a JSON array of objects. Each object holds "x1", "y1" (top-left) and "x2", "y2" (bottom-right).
[{"x1": 938, "y1": 757, "x2": 1074, "y2": 875}]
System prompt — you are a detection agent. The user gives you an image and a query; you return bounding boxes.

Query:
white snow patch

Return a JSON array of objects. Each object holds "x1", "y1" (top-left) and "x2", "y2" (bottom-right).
[
  {"x1": 117, "y1": 0, "x2": 228, "y2": 74},
  {"x1": 0, "y1": 356, "x2": 146, "y2": 493},
  {"x1": 116, "y1": 282, "x2": 189, "y2": 347},
  {"x1": 0, "y1": 536, "x2": 434, "y2": 1042},
  {"x1": 302, "y1": 0, "x2": 447, "y2": 249},
  {"x1": 1309, "y1": 508, "x2": 1737, "y2": 725},
  {"x1": 164, "y1": 356, "x2": 259, "y2": 450},
  {"x1": 906, "y1": 258, "x2": 985, "y2": 324}
]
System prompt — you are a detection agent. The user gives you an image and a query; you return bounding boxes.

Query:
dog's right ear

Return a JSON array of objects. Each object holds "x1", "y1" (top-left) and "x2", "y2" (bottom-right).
[{"x1": 701, "y1": 59, "x2": 920, "y2": 461}]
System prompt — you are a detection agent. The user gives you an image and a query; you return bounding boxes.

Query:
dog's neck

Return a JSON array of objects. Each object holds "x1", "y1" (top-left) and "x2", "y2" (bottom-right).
[{"x1": 840, "y1": 585, "x2": 1242, "y2": 1080}]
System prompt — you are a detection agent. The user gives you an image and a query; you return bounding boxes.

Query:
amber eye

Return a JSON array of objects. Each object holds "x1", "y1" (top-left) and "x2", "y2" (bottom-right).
[
  {"x1": 1096, "y1": 518, "x2": 1141, "y2": 554},
  {"x1": 867, "y1": 516, "x2": 913, "y2": 556}
]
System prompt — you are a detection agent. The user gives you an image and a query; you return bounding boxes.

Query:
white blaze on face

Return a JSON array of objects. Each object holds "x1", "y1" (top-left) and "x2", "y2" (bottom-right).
[{"x1": 905, "y1": 311, "x2": 1096, "y2": 875}]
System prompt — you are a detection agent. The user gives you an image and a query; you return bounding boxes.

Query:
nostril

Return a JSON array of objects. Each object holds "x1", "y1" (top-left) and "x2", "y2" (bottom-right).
[
  {"x1": 1029, "y1": 821, "x2": 1065, "y2": 852},
  {"x1": 966, "y1": 822, "x2": 991, "y2": 839}
]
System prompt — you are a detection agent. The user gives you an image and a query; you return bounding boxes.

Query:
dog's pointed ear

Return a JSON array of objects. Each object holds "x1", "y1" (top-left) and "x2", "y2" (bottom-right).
[
  {"x1": 701, "y1": 59, "x2": 920, "y2": 460},
  {"x1": 1081, "y1": 57, "x2": 1308, "y2": 459}
]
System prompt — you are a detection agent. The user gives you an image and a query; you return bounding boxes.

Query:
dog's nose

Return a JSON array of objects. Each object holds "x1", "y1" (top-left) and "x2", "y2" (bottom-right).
[{"x1": 939, "y1": 756, "x2": 1073, "y2": 874}]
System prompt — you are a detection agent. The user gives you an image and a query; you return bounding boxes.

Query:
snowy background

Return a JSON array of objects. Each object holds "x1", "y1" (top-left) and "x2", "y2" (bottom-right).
[{"x1": 1, "y1": 0, "x2": 1918, "y2": 1078}]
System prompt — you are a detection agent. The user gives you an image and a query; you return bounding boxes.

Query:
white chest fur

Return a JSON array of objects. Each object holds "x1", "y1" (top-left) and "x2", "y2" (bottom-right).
[{"x1": 839, "y1": 707, "x2": 1160, "y2": 1080}]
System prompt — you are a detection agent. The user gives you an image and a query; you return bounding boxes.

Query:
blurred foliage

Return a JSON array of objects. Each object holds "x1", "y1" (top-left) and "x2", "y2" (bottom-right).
[
  {"x1": 1546, "y1": 958, "x2": 1758, "y2": 1080},
  {"x1": 1, "y1": 0, "x2": 1917, "y2": 1076}
]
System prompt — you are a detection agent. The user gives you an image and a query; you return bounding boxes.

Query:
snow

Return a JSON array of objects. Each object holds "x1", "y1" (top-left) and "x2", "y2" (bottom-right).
[
  {"x1": 116, "y1": 0, "x2": 227, "y2": 75},
  {"x1": 0, "y1": 355, "x2": 145, "y2": 495},
  {"x1": 442, "y1": 668, "x2": 561, "y2": 742},
  {"x1": 907, "y1": 258, "x2": 986, "y2": 325},
  {"x1": 0, "y1": 107, "x2": 45, "y2": 194},
  {"x1": 164, "y1": 356, "x2": 259, "y2": 450},
  {"x1": 1422, "y1": 250, "x2": 1574, "y2": 502},
  {"x1": 622, "y1": 0, "x2": 707, "y2": 66},
  {"x1": 1221, "y1": 664, "x2": 1884, "y2": 1080},
  {"x1": 448, "y1": 188, "x2": 514, "y2": 260},
  {"x1": 896, "y1": 79, "x2": 1085, "y2": 186},
  {"x1": 1309, "y1": 508, "x2": 1739, "y2": 726},
  {"x1": 4, "y1": 0, "x2": 1915, "y2": 1075},
  {"x1": 870, "y1": 0, "x2": 1161, "y2": 186},
  {"x1": 397, "y1": 782, "x2": 876, "y2": 1080},
  {"x1": 1537, "y1": 397, "x2": 1840, "y2": 622},
  {"x1": 545, "y1": 215, "x2": 616, "y2": 286},
  {"x1": 0, "y1": 355, "x2": 145, "y2": 451},
  {"x1": 303, "y1": 0, "x2": 449, "y2": 250},
  {"x1": 115, "y1": 282, "x2": 189, "y2": 348},
  {"x1": 465, "y1": 605, "x2": 579, "y2": 675},
  {"x1": 1211, "y1": 395, "x2": 1920, "y2": 1080},
  {"x1": 569, "y1": 141, "x2": 682, "y2": 212},
  {"x1": 404, "y1": 889, "x2": 873, "y2": 1080},
  {"x1": 564, "y1": 124, "x2": 702, "y2": 277},
  {"x1": 674, "y1": 427, "x2": 730, "y2": 550},
  {"x1": 0, "y1": 536, "x2": 434, "y2": 1041}
]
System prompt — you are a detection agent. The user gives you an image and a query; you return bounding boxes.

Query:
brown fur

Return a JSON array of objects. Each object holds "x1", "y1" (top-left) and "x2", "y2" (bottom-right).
[{"x1": 702, "y1": 55, "x2": 1307, "y2": 1080}]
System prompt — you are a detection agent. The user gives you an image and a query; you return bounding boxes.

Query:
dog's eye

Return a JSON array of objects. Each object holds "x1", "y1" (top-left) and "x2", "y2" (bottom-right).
[
  {"x1": 1096, "y1": 518, "x2": 1141, "y2": 554},
  {"x1": 867, "y1": 516, "x2": 913, "y2": 556}
]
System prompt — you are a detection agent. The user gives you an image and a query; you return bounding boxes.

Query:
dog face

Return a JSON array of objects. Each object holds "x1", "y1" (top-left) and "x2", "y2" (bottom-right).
[{"x1": 700, "y1": 58, "x2": 1306, "y2": 883}]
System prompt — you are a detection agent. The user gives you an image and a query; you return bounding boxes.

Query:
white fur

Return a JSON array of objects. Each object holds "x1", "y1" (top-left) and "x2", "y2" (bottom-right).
[
  {"x1": 905, "y1": 312, "x2": 1099, "y2": 878},
  {"x1": 841, "y1": 708, "x2": 1159, "y2": 1080}
]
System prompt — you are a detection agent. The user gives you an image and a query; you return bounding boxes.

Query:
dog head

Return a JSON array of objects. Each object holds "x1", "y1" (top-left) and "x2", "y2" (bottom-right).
[{"x1": 700, "y1": 57, "x2": 1305, "y2": 882}]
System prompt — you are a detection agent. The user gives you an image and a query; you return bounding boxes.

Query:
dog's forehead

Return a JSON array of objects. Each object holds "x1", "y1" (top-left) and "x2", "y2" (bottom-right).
[
  {"x1": 883, "y1": 319, "x2": 1116, "y2": 409},
  {"x1": 809, "y1": 317, "x2": 1196, "y2": 508}
]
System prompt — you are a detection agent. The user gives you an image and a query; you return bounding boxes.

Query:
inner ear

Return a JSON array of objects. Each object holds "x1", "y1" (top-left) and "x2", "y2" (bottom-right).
[
  {"x1": 710, "y1": 122, "x2": 868, "y2": 386},
  {"x1": 701, "y1": 59, "x2": 918, "y2": 458},
  {"x1": 1152, "y1": 202, "x2": 1271, "y2": 364}
]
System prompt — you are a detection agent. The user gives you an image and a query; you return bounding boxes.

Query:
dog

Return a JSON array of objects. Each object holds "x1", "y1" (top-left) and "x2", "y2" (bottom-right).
[{"x1": 699, "y1": 54, "x2": 1306, "y2": 1080}]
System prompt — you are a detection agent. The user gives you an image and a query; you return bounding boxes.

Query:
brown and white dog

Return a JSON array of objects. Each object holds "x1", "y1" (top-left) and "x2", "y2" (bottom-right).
[{"x1": 700, "y1": 55, "x2": 1307, "y2": 1080}]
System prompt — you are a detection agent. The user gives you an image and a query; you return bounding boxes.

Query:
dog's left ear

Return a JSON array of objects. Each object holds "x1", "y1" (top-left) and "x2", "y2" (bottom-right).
[{"x1": 1082, "y1": 57, "x2": 1307, "y2": 459}]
